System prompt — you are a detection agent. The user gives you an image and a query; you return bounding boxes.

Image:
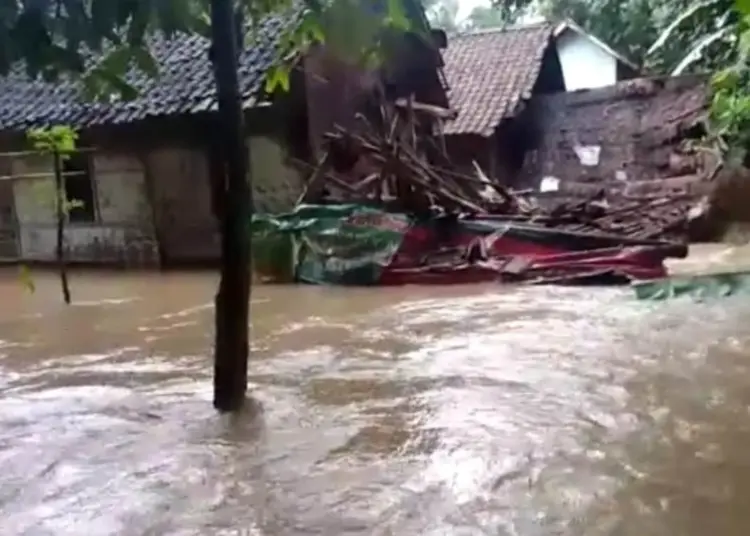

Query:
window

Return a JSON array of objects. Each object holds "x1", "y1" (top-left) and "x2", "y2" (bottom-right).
[{"x1": 62, "y1": 153, "x2": 96, "y2": 223}]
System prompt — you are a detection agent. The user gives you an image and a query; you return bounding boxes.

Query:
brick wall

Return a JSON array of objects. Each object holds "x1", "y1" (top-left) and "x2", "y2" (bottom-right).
[{"x1": 518, "y1": 74, "x2": 709, "y2": 192}]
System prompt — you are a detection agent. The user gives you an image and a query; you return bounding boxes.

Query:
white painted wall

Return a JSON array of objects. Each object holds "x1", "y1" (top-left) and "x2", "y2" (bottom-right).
[
  {"x1": 555, "y1": 31, "x2": 618, "y2": 91},
  {"x1": 18, "y1": 226, "x2": 156, "y2": 263},
  {"x1": 10, "y1": 151, "x2": 157, "y2": 263}
]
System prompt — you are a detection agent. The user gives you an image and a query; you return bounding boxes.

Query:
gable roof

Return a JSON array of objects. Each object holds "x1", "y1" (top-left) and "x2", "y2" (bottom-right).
[
  {"x1": 441, "y1": 20, "x2": 638, "y2": 137},
  {"x1": 0, "y1": 10, "x2": 303, "y2": 131},
  {"x1": 441, "y1": 22, "x2": 554, "y2": 136},
  {"x1": 554, "y1": 20, "x2": 638, "y2": 72}
]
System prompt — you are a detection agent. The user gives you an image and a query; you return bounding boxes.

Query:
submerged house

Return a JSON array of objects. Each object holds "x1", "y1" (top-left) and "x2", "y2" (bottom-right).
[
  {"x1": 0, "y1": 3, "x2": 447, "y2": 265},
  {"x1": 440, "y1": 20, "x2": 708, "y2": 195}
]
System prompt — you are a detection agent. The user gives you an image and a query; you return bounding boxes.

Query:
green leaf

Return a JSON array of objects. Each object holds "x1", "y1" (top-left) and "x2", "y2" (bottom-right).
[
  {"x1": 126, "y1": 1, "x2": 151, "y2": 46},
  {"x1": 712, "y1": 68, "x2": 740, "y2": 90},
  {"x1": 132, "y1": 47, "x2": 159, "y2": 78},
  {"x1": 191, "y1": 11, "x2": 212, "y2": 38},
  {"x1": 386, "y1": 0, "x2": 410, "y2": 31},
  {"x1": 265, "y1": 64, "x2": 290, "y2": 93},
  {"x1": 297, "y1": 14, "x2": 326, "y2": 45},
  {"x1": 672, "y1": 25, "x2": 733, "y2": 74},
  {"x1": 105, "y1": 76, "x2": 139, "y2": 101},
  {"x1": 0, "y1": 0, "x2": 18, "y2": 20},
  {"x1": 64, "y1": 198, "x2": 84, "y2": 213},
  {"x1": 81, "y1": 72, "x2": 104, "y2": 101},
  {"x1": 18, "y1": 265, "x2": 35, "y2": 294},
  {"x1": 647, "y1": 0, "x2": 723, "y2": 56},
  {"x1": 86, "y1": 68, "x2": 139, "y2": 101},
  {"x1": 100, "y1": 47, "x2": 134, "y2": 76}
]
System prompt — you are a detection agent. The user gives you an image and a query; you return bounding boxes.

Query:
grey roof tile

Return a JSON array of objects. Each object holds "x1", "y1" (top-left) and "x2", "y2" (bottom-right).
[{"x1": 0, "y1": 9, "x2": 304, "y2": 130}]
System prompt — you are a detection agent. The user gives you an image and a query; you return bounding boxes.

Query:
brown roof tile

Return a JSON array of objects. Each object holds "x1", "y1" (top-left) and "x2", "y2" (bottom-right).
[{"x1": 442, "y1": 23, "x2": 554, "y2": 136}]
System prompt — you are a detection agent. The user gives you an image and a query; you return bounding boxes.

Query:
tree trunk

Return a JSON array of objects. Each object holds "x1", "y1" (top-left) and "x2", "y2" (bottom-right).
[
  {"x1": 53, "y1": 151, "x2": 71, "y2": 305},
  {"x1": 209, "y1": 0, "x2": 252, "y2": 413}
]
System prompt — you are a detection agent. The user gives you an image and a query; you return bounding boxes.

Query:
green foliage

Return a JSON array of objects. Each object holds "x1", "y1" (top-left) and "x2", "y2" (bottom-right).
[
  {"x1": 487, "y1": 0, "x2": 739, "y2": 72},
  {"x1": 464, "y1": 6, "x2": 511, "y2": 30},
  {"x1": 487, "y1": 0, "x2": 750, "y2": 162},
  {"x1": 646, "y1": 0, "x2": 737, "y2": 74},
  {"x1": 704, "y1": 3, "x2": 750, "y2": 165},
  {"x1": 18, "y1": 264, "x2": 35, "y2": 294},
  {"x1": 536, "y1": 0, "x2": 661, "y2": 67},
  {"x1": 267, "y1": 0, "x2": 419, "y2": 92},
  {"x1": 25, "y1": 126, "x2": 83, "y2": 215},
  {"x1": 1, "y1": 0, "x2": 416, "y2": 100},
  {"x1": 424, "y1": 0, "x2": 520, "y2": 33},
  {"x1": 648, "y1": 0, "x2": 750, "y2": 163},
  {"x1": 0, "y1": 0, "x2": 212, "y2": 98},
  {"x1": 27, "y1": 125, "x2": 78, "y2": 158},
  {"x1": 20, "y1": 125, "x2": 83, "y2": 296},
  {"x1": 423, "y1": 0, "x2": 460, "y2": 33},
  {"x1": 710, "y1": 67, "x2": 750, "y2": 165}
]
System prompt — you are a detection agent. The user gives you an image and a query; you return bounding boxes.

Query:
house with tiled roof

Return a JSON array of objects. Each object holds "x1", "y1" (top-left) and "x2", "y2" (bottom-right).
[
  {"x1": 439, "y1": 20, "x2": 640, "y2": 182},
  {"x1": 0, "y1": 2, "x2": 447, "y2": 265},
  {"x1": 440, "y1": 19, "x2": 708, "y2": 198}
]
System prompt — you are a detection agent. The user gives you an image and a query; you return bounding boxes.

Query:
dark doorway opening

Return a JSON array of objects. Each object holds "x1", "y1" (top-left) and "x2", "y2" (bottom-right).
[{"x1": 63, "y1": 152, "x2": 95, "y2": 223}]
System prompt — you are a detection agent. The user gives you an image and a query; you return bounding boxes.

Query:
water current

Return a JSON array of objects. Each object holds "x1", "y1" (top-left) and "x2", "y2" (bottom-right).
[{"x1": 2, "y1": 244, "x2": 750, "y2": 535}]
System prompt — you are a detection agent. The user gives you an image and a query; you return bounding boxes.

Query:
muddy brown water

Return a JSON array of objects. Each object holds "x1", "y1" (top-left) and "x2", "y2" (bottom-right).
[{"x1": 3, "y1": 245, "x2": 750, "y2": 535}]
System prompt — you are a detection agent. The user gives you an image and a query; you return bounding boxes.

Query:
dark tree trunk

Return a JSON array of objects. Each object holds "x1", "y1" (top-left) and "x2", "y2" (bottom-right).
[
  {"x1": 53, "y1": 150, "x2": 71, "y2": 305},
  {"x1": 209, "y1": 0, "x2": 252, "y2": 412}
]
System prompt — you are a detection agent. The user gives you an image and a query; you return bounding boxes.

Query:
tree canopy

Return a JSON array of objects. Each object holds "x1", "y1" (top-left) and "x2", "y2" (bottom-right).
[
  {"x1": 0, "y1": 0, "x2": 413, "y2": 98},
  {"x1": 532, "y1": 0, "x2": 737, "y2": 72},
  {"x1": 481, "y1": 0, "x2": 740, "y2": 73},
  {"x1": 423, "y1": 0, "x2": 522, "y2": 33}
]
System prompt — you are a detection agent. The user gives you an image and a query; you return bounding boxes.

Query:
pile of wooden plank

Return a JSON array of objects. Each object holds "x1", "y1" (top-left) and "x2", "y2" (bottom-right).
[
  {"x1": 537, "y1": 192, "x2": 699, "y2": 241},
  {"x1": 296, "y1": 106, "x2": 527, "y2": 214},
  {"x1": 295, "y1": 105, "x2": 703, "y2": 243}
]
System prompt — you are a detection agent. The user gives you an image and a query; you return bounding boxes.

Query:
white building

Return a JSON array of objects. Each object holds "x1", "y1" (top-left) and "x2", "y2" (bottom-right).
[{"x1": 552, "y1": 20, "x2": 639, "y2": 91}]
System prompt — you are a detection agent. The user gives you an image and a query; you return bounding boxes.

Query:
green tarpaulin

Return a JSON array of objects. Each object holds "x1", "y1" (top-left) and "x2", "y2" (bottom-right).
[
  {"x1": 250, "y1": 204, "x2": 410, "y2": 285},
  {"x1": 632, "y1": 271, "x2": 750, "y2": 300}
]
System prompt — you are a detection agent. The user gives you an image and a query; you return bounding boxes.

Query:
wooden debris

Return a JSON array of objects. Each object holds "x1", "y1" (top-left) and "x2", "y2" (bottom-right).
[{"x1": 299, "y1": 101, "x2": 704, "y2": 243}]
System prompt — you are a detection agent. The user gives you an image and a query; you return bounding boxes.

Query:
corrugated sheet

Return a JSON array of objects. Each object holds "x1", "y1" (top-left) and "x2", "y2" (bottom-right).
[{"x1": 442, "y1": 23, "x2": 554, "y2": 136}]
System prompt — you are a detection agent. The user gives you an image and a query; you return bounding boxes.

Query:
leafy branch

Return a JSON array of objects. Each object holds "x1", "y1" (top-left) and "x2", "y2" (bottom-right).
[
  {"x1": 24, "y1": 125, "x2": 82, "y2": 304},
  {"x1": 1, "y1": 0, "x2": 416, "y2": 101}
]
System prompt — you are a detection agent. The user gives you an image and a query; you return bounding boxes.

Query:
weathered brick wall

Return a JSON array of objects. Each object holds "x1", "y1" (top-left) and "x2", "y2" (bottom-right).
[{"x1": 518, "y1": 74, "x2": 709, "y2": 191}]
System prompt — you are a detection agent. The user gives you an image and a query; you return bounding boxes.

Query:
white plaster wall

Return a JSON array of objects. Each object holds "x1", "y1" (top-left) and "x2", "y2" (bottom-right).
[
  {"x1": 555, "y1": 31, "x2": 618, "y2": 91},
  {"x1": 11, "y1": 154, "x2": 56, "y2": 224},
  {"x1": 93, "y1": 153, "x2": 150, "y2": 224},
  {"x1": 11, "y1": 151, "x2": 156, "y2": 263},
  {"x1": 247, "y1": 136, "x2": 304, "y2": 213},
  {"x1": 18, "y1": 226, "x2": 154, "y2": 262}
]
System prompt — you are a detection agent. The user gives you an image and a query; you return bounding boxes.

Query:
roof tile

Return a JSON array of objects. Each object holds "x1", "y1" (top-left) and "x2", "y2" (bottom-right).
[
  {"x1": 442, "y1": 23, "x2": 554, "y2": 136},
  {"x1": 0, "y1": 9, "x2": 304, "y2": 130}
]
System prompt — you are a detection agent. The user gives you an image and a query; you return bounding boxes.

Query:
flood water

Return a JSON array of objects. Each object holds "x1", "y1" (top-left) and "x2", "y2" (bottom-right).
[{"x1": 3, "y1": 245, "x2": 750, "y2": 535}]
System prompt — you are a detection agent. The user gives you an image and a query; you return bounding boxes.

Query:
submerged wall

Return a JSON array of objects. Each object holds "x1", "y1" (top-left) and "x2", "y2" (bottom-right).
[
  {"x1": 7, "y1": 151, "x2": 158, "y2": 264},
  {"x1": 0, "y1": 133, "x2": 305, "y2": 265}
]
